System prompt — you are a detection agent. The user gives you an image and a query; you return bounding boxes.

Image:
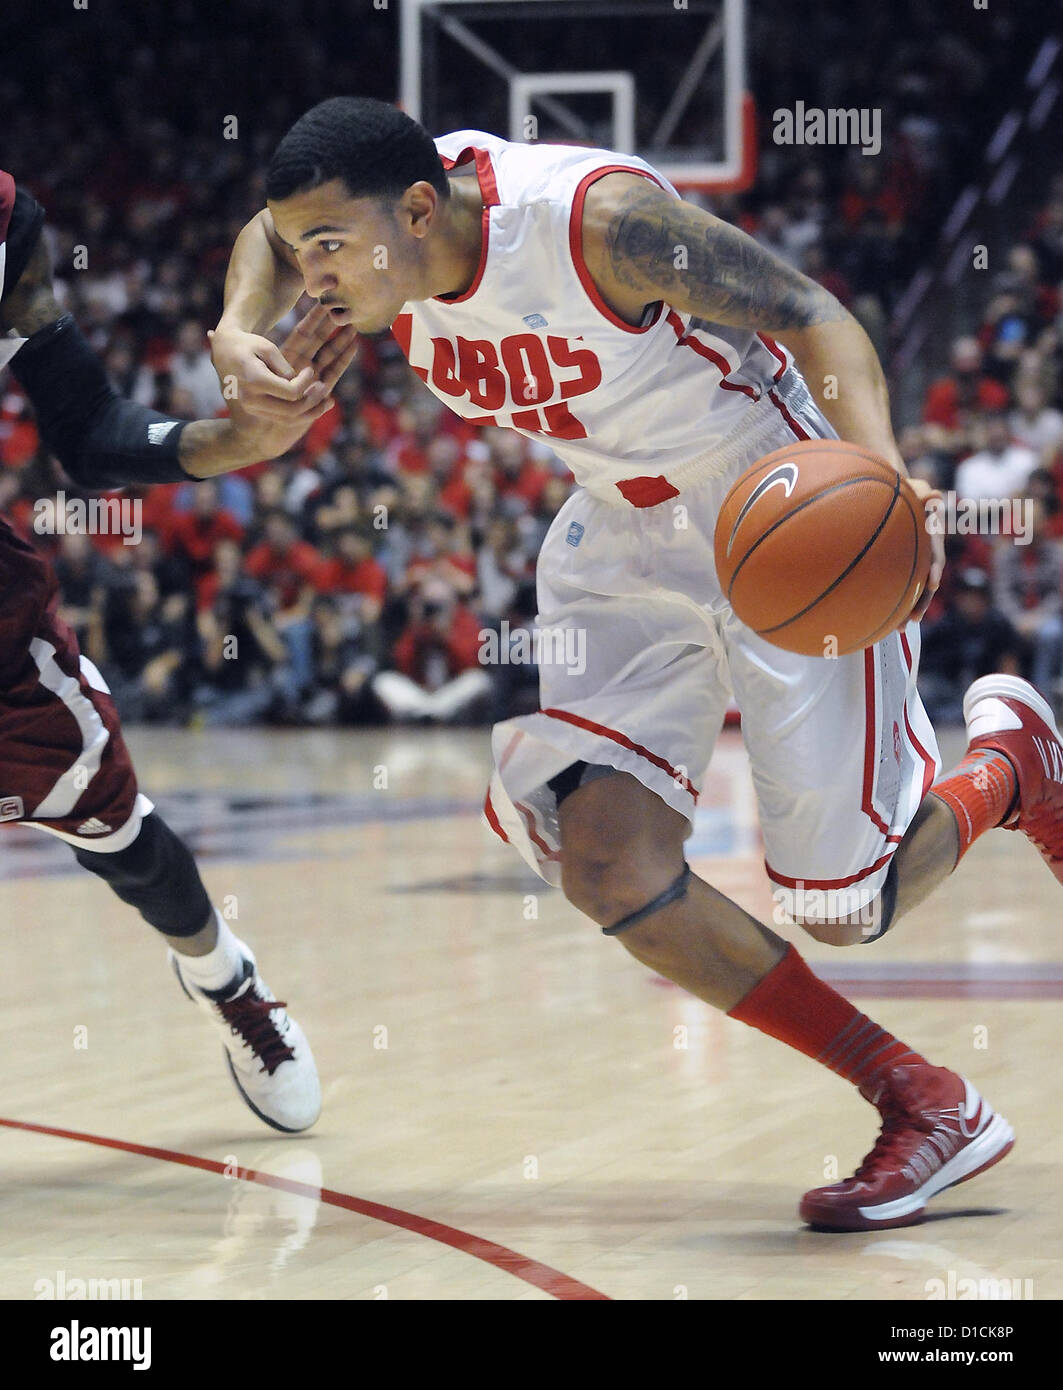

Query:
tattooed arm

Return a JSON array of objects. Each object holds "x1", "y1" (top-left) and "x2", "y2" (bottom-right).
[
  {"x1": 580, "y1": 172, "x2": 942, "y2": 617},
  {"x1": 581, "y1": 173, "x2": 902, "y2": 470}
]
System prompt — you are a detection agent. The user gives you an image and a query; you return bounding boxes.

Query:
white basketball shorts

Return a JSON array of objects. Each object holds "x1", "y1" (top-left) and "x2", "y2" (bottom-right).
[{"x1": 483, "y1": 386, "x2": 941, "y2": 923}]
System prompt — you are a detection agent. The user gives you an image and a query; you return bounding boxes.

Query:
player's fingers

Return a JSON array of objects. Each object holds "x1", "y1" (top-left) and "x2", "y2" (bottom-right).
[
  {"x1": 280, "y1": 304, "x2": 333, "y2": 365},
  {"x1": 234, "y1": 392, "x2": 323, "y2": 424},
  {"x1": 254, "y1": 342, "x2": 300, "y2": 382},
  {"x1": 316, "y1": 329, "x2": 360, "y2": 392}
]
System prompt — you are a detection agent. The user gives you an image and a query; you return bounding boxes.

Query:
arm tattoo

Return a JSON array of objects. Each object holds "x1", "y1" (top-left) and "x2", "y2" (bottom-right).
[
  {"x1": 0, "y1": 233, "x2": 63, "y2": 336},
  {"x1": 606, "y1": 189, "x2": 848, "y2": 331}
]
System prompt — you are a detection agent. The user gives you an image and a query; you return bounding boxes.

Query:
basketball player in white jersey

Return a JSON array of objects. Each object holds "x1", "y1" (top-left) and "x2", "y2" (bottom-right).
[{"x1": 211, "y1": 97, "x2": 1063, "y2": 1229}]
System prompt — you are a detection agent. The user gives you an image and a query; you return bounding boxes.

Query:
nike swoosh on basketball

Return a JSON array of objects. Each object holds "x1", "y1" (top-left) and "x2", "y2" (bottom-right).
[{"x1": 725, "y1": 462, "x2": 800, "y2": 557}]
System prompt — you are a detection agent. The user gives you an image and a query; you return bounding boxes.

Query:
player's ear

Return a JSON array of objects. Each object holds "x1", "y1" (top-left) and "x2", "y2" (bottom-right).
[{"x1": 401, "y1": 181, "x2": 440, "y2": 238}]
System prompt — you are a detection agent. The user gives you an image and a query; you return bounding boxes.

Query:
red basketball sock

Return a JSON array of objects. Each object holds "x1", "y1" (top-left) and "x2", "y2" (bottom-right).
[
  {"x1": 728, "y1": 946, "x2": 926, "y2": 1092},
  {"x1": 930, "y1": 749, "x2": 1018, "y2": 861}
]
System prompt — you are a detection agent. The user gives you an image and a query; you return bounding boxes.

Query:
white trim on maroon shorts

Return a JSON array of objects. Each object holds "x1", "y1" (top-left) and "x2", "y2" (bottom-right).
[{"x1": 27, "y1": 640, "x2": 110, "y2": 819}]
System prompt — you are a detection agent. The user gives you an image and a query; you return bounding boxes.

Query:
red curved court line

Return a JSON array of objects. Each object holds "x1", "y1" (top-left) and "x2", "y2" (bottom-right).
[{"x1": 0, "y1": 1116, "x2": 609, "y2": 1301}]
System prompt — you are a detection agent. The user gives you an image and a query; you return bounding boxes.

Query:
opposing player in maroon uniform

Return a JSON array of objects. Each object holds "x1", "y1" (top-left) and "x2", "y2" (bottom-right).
[{"x1": 0, "y1": 170, "x2": 356, "y2": 1131}]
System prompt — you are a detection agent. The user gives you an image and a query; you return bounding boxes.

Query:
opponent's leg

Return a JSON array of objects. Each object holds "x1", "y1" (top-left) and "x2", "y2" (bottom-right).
[
  {"x1": 557, "y1": 769, "x2": 1014, "y2": 1230},
  {"x1": 73, "y1": 811, "x2": 321, "y2": 1132}
]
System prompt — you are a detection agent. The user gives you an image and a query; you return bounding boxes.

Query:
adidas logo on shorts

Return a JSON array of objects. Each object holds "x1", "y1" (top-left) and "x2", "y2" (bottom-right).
[{"x1": 76, "y1": 817, "x2": 112, "y2": 835}]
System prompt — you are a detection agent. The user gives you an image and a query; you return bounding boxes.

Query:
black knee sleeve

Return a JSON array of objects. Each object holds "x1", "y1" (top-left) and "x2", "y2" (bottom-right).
[
  {"x1": 602, "y1": 864, "x2": 692, "y2": 936},
  {"x1": 549, "y1": 761, "x2": 618, "y2": 807},
  {"x1": 859, "y1": 859, "x2": 900, "y2": 944},
  {"x1": 74, "y1": 812, "x2": 212, "y2": 938}
]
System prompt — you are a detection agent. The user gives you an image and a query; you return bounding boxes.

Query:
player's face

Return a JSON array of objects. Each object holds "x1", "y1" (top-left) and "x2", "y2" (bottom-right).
[{"x1": 268, "y1": 180, "x2": 423, "y2": 335}]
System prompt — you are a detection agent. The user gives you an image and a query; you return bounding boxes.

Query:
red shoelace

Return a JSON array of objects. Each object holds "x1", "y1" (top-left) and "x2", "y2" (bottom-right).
[{"x1": 218, "y1": 989, "x2": 296, "y2": 1075}]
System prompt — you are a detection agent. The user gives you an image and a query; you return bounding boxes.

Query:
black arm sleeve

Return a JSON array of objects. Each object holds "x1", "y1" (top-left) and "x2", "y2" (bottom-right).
[{"x1": 9, "y1": 314, "x2": 198, "y2": 489}]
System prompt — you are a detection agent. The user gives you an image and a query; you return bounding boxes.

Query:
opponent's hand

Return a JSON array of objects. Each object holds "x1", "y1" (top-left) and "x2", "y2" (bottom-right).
[
  {"x1": 902, "y1": 478, "x2": 945, "y2": 626},
  {"x1": 210, "y1": 305, "x2": 352, "y2": 423}
]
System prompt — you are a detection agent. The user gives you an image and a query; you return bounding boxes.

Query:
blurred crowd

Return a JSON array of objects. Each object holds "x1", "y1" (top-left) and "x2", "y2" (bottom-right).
[{"x1": 2, "y1": 6, "x2": 1061, "y2": 727}]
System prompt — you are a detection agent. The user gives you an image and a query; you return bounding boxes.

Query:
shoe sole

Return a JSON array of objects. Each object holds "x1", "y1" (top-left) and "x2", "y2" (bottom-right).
[{"x1": 800, "y1": 1111, "x2": 1016, "y2": 1232}]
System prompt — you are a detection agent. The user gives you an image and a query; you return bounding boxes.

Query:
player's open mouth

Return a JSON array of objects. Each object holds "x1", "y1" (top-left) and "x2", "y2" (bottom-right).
[{"x1": 328, "y1": 305, "x2": 351, "y2": 322}]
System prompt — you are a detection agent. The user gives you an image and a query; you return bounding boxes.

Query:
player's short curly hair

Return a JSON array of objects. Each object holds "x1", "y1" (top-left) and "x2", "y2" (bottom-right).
[{"x1": 266, "y1": 97, "x2": 449, "y2": 203}]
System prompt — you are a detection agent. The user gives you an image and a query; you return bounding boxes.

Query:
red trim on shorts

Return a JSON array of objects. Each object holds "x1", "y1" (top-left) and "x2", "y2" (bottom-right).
[
  {"x1": 540, "y1": 707, "x2": 699, "y2": 800},
  {"x1": 765, "y1": 848, "x2": 895, "y2": 891},
  {"x1": 483, "y1": 787, "x2": 509, "y2": 843},
  {"x1": 434, "y1": 148, "x2": 499, "y2": 305},
  {"x1": 861, "y1": 648, "x2": 896, "y2": 840},
  {"x1": 665, "y1": 310, "x2": 759, "y2": 399},
  {"x1": 758, "y1": 333, "x2": 788, "y2": 382},
  {"x1": 516, "y1": 800, "x2": 560, "y2": 862},
  {"x1": 899, "y1": 631, "x2": 938, "y2": 801},
  {"x1": 766, "y1": 387, "x2": 810, "y2": 440},
  {"x1": 569, "y1": 166, "x2": 665, "y2": 334}
]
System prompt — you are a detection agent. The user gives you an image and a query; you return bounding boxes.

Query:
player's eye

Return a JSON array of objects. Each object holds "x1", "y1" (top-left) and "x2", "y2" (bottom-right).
[{"x1": 320, "y1": 240, "x2": 342, "y2": 254}]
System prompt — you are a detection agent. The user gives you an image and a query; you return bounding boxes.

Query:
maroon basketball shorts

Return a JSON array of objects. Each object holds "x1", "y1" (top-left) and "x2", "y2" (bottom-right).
[{"x1": 0, "y1": 521, "x2": 152, "y2": 850}]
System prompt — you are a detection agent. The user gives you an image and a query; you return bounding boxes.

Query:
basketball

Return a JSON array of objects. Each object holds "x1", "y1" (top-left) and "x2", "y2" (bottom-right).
[{"x1": 713, "y1": 439, "x2": 931, "y2": 657}]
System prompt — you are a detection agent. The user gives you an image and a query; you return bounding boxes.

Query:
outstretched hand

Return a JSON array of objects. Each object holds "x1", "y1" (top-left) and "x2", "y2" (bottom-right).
[{"x1": 211, "y1": 304, "x2": 359, "y2": 457}]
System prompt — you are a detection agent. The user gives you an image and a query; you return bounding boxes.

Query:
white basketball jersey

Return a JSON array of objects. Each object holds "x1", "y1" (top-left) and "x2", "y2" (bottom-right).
[{"x1": 393, "y1": 130, "x2": 813, "y2": 502}]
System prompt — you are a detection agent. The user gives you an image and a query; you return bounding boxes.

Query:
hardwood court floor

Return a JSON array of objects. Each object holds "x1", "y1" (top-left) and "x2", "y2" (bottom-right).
[{"x1": 1, "y1": 726, "x2": 1059, "y2": 1301}]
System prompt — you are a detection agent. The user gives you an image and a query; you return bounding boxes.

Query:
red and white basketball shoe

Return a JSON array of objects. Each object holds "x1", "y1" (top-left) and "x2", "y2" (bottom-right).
[
  {"x1": 171, "y1": 946, "x2": 322, "y2": 1133},
  {"x1": 799, "y1": 1065, "x2": 1014, "y2": 1231},
  {"x1": 964, "y1": 673, "x2": 1063, "y2": 883}
]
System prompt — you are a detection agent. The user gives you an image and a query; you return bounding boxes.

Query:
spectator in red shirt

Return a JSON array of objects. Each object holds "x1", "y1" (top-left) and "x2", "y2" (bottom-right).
[
  {"x1": 318, "y1": 525, "x2": 388, "y2": 635},
  {"x1": 923, "y1": 337, "x2": 1010, "y2": 439},
  {"x1": 386, "y1": 393, "x2": 446, "y2": 476},
  {"x1": 244, "y1": 511, "x2": 327, "y2": 691},
  {"x1": 427, "y1": 435, "x2": 472, "y2": 519},
  {"x1": 373, "y1": 580, "x2": 491, "y2": 723},
  {"x1": 403, "y1": 515, "x2": 477, "y2": 600},
  {"x1": 244, "y1": 510, "x2": 327, "y2": 610},
  {"x1": 486, "y1": 428, "x2": 550, "y2": 514},
  {"x1": 166, "y1": 478, "x2": 244, "y2": 583}
]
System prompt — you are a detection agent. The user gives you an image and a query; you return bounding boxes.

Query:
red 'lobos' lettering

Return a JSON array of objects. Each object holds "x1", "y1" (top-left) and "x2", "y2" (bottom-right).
[{"x1": 424, "y1": 333, "x2": 602, "y2": 436}]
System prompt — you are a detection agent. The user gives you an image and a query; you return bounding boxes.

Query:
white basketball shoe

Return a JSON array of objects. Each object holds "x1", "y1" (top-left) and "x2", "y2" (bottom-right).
[{"x1": 170, "y1": 945, "x2": 322, "y2": 1133}]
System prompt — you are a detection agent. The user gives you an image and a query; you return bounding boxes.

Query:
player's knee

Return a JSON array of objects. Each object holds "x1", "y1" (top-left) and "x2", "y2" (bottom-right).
[
  {"x1": 794, "y1": 915, "x2": 867, "y2": 948},
  {"x1": 790, "y1": 887, "x2": 890, "y2": 948},
  {"x1": 561, "y1": 839, "x2": 682, "y2": 928}
]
